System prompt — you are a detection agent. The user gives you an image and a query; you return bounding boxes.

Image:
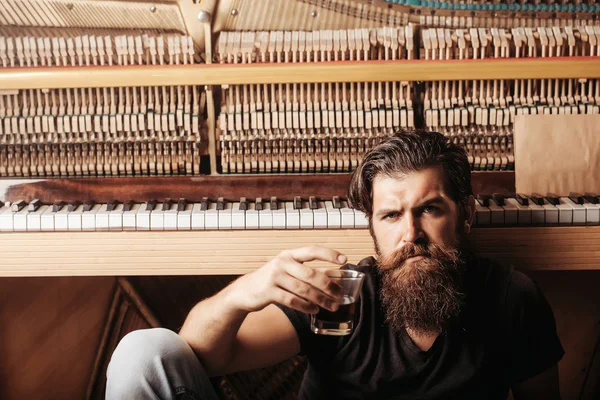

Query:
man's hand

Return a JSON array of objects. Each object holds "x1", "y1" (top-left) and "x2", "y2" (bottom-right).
[{"x1": 228, "y1": 246, "x2": 347, "y2": 314}]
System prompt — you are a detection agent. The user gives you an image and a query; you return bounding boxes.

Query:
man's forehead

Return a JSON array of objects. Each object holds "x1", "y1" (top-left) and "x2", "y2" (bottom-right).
[{"x1": 372, "y1": 168, "x2": 450, "y2": 205}]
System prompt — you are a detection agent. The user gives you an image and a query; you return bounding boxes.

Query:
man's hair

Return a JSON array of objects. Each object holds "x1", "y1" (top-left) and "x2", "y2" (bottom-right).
[{"x1": 348, "y1": 130, "x2": 473, "y2": 218}]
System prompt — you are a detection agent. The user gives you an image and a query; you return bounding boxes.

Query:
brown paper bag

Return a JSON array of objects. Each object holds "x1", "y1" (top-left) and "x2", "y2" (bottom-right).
[{"x1": 514, "y1": 114, "x2": 600, "y2": 195}]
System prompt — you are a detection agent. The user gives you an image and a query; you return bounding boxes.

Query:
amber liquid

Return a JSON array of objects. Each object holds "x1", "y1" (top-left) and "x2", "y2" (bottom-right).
[{"x1": 315, "y1": 295, "x2": 356, "y2": 323}]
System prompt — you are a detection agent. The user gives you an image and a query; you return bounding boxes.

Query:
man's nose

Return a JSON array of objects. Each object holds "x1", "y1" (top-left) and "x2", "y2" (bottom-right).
[{"x1": 402, "y1": 213, "x2": 425, "y2": 243}]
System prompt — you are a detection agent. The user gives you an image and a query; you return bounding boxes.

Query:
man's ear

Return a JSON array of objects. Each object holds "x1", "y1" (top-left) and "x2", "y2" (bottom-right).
[{"x1": 462, "y1": 196, "x2": 476, "y2": 234}]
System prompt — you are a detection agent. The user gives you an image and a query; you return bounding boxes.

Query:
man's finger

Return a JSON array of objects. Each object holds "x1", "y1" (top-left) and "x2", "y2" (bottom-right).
[
  {"x1": 282, "y1": 260, "x2": 344, "y2": 301},
  {"x1": 288, "y1": 246, "x2": 347, "y2": 265}
]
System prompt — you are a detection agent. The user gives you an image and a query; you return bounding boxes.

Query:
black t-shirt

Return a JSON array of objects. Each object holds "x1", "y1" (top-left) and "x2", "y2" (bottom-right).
[{"x1": 276, "y1": 256, "x2": 564, "y2": 400}]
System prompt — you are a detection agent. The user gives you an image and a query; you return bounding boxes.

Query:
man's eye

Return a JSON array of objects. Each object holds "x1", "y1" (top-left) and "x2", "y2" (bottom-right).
[
  {"x1": 385, "y1": 212, "x2": 399, "y2": 220},
  {"x1": 424, "y1": 205, "x2": 439, "y2": 213}
]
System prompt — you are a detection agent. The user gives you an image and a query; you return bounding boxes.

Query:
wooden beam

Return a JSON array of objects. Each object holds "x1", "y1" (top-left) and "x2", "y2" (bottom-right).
[
  {"x1": 0, "y1": 226, "x2": 598, "y2": 277},
  {"x1": 1, "y1": 58, "x2": 599, "y2": 90},
  {"x1": 0, "y1": 171, "x2": 515, "y2": 203}
]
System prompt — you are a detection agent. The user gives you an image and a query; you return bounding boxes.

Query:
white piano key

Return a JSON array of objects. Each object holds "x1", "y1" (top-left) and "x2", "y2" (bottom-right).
[
  {"x1": 488, "y1": 199, "x2": 505, "y2": 225},
  {"x1": 123, "y1": 204, "x2": 140, "y2": 231},
  {"x1": 41, "y1": 206, "x2": 56, "y2": 231},
  {"x1": 582, "y1": 202, "x2": 600, "y2": 225},
  {"x1": 231, "y1": 202, "x2": 246, "y2": 230},
  {"x1": 554, "y1": 199, "x2": 573, "y2": 225},
  {"x1": 272, "y1": 202, "x2": 286, "y2": 229},
  {"x1": 541, "y1": 200, "x2": 559, "y2": 225},
  {"x1": 500, "y1": 200, "x2": 518, "y2": 225},
  {"x1": 164, "y1": 203, "x2": 179, "y2": 231},
  {"x1": 205, "y1": 203, "x2": 219, "y2": 230},
  {"x1": 55, "y1": 207, "x2": 70, "y2": 231},
  {"x1": 150, "y1": 203, "x2": 166, "y2": 231},
  {"x1": 13, "y1": 207, "x2": 29, "y2": 231},
  {"x1": 300, "y1": 201, "x2": 314, "y2": 229},
  {"x1": 325, "y1": 201, "x2": 341, "y2": 228},
  {"x1": 354, "y1": 209, "x2": 369, "y2": 228},
  {"x1": 218, "y1": 202, "x2": 233, "y2": 230},
  {"x1": 475, "y1": 201, "x2": 490, "y2": 226},
  {"x1": 0, "y1": 207, "x2": 15, "y2": 232},
  {"x1": 28, "y1": 205, "x2": 50, "y2": 231},
  {"x1": 505, "y1": 198, "x2": 531, "y2": 225},
  {"x1": 562, "y1": 198, "x2": 586, "y2": 225},
  {"x1": 136, "y1": 203, "x2": 152, "y2": 231},
  {"x1": 95, "y1": 204, "x2": 110, "y2": 231},
  {"x1": 109, "y1": 204, "x2": 125, "y2": 231},
  {"x1": 285, "y1": 202, "x2": 300, "y2": 229},
  {"x1": 82, "y1": 204, "x2": 101, "y2": 231},
  {"x1": 67, "y1": 205, "x2": 83, "y2": 231},
  {"x1": 340, "y1": 201, "x2": 354, "y2": 228},
  {"x1": 259, "y1": 202, "x2": 274, "y2": 229},
  {"x1": 191, "y1": 203, "x2": 207, "y2": 230},
  {"x1": 313, "y1": 201, "x2": 328, "y2": 229},
  {"x1": 246, "y1": 203, "x2": 259, "y2": 229},
  {"x1": 527, "y1": 201, "x2": 546, "y2": 225},
  {"x1": 177, "y1": 203, "x2": 193, "y2": 231}
]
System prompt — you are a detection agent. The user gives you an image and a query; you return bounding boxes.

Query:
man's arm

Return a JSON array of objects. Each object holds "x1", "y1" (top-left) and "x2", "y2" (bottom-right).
[
  {"x1": 511, "y1": 364, "x2": 561, "y2": 400},
  {"x1": 179, "y1": 246, "x2": 345, "y2": 376}
]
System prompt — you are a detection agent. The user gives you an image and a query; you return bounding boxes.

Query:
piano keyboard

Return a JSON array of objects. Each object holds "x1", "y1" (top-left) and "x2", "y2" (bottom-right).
[{"x1": 1, "y1": 193, "x2": 599, "y2": 233}]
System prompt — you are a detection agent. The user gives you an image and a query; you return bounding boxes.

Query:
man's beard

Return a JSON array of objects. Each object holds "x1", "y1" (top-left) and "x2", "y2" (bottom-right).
[{"x1": 377, "y1": 240, "x2": 466, "y2": 337}]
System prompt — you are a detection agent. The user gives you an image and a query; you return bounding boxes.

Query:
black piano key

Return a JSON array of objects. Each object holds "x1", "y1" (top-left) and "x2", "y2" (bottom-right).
[
  {"x1": 201, "y1": 197, "x2": 209, "y2": 211},
  {"x1": 545, "y1": 193, "x2": 560, "y2": 206},
  {"x1": 162, "y1": 198, "x2": 172, "y2": 211},
  {"x1": 584, "y1": 192, "x2": 600, "y2": 204},
  {"x1": 146, "y1": 200, "x2": 157, "y2": 211},
  {"x1": 28, "y1": 199, "x2": 42, "y2": 212},
  {"x1": 293, "y1": 196, "x2": 302, "y2": 210},
  {"x1": 52, "y1": 201, "x2": 66, "y2": 212},
  {"x1": 83, "y1": 200, "x2": 96, "y2": 212},
  {"x1": 492, "y1": 193, "x2": 505, "y2": 206},
  {"x1": 107, "y1": 200, "x2": 118, "y2": 212},
  {"x1": 239, "y1": 197, "x2": 248, "y2": 211},
  {"x1": 11, "y1": 199, "x2": 26, "y2": 212},
  {"x1": 515, "y1": 193, "x2": 529, "y2": 206},
  {"x1": 217, "y1": 197, "x2": 225, "y2": 210},
  {"x1": 270, "y1": 196, "x2": 278, "y2": 210},
  {"x1": 477, "y1": 194, "x2": 490, "y2": 207},
  {"x1": 255, "y1": 197, "x2": 263, "y2": 211},
  {"x1": 123, "y1": 200, "x2": 134, "y2": 212},
  {"x1": 309, "y1": 196, "x2": 317, "y2": 210},
  {"x1": 332, "y1": 196, "x2": 341, "y2": 209},
  {"x1": 530, "y1": 193, "x2": 545, "y2": 206},
  {"x1": 568, "y1": 192, "x2": 584, "y2": 205},
  {"x1": 177, "y1": 198, "x2": 187, "y2": 212},
  {"x1": 67, "y1": 201, "x2": 81, "y2": 212}
]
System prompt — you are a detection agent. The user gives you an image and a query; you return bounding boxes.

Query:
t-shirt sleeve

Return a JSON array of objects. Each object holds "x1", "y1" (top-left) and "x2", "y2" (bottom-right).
[
  {"x1": 275, "y1": 302, "x2": 343, "y2": 362},
  {"x1": 505, "y1": 269, "x2": 565, "y2": 384}
]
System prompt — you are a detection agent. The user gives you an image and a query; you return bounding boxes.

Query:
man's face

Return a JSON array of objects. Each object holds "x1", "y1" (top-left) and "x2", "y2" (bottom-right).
[
  {"x1": 370, "y1": 166, "x2": 474, "y2": 335},
  {"x1": 370, "y1": 166, "x2": 465, "y2": 258}
]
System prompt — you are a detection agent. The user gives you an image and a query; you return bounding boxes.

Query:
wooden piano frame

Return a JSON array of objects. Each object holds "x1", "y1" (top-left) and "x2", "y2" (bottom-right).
[{"x1": 1, "y1": 57, "x2": 600, "y2": 276}]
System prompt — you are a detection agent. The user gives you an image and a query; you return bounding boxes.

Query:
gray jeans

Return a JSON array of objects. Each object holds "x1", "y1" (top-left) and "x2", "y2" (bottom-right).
[{"x1": 106, "y1": 328, "x2": 220, "y2": 400}]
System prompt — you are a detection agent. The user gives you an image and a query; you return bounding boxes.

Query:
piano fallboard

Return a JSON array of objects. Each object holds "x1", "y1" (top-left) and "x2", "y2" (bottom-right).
[
  {"x1": 1, "y1": 227, "x2": 598, "y2": 277},
  {"x1": 0, "y1": 172, "x2": 515, "y2": 203}
]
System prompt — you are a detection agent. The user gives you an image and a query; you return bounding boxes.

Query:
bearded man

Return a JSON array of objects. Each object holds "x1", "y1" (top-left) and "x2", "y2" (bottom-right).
[{"x1": 106, "y1": 130, "x2": 564, "y2": 400}]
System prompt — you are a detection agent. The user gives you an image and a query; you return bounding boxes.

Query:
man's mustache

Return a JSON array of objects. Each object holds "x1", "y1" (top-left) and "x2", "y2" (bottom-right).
[
  {"x1": 378, "y1": 241, "x2": 462, "y2": 272},
  {"x1": 379, "y1": 243, "x2": 432, "y2": 270}
]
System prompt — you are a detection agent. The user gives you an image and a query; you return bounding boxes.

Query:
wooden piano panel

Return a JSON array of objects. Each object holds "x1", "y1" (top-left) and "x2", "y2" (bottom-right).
[{"x1": 0, "y1": 171, "x2": 515, "y2": 203}]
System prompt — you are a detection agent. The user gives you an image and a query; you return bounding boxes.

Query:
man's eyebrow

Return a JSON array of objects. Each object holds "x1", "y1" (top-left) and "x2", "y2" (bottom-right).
[
  {"x1": 374, "y1": 197, "x2": 446, "y2": 217},
  {"x1": 375, "y1": 208, "x2": 401, "y2": 218},
  {"x1": 417, "y1": 196, "x2": 446, "y2": 208}
]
